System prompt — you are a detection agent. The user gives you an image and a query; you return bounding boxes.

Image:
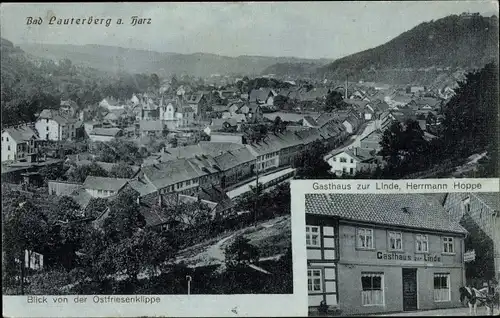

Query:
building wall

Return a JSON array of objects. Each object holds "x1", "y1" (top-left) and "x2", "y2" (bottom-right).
[
  {"x1": 48, "y1": 180, "x2": 83, "y2": 196},
  {"x1": 35, "y1": 119, "x2": 60, "y2": 141},
  {"x1": 89, "y1": 135, "x2": 115, "y2": 143},
  {"x1": 257, "y1": 152, "x2": 280, "y2": 172},
  {"x1": 306, "y1": 215, "x2": 466, "y2": 315},
  {"x1": 306, "y1": 215, "x2": 339, "y2": 308},
  {"x1": 2, "y1": 131, "x2": 18, "y2": 162},
  {"x1": 444, "y1": 192, "x2": 500, "y2": 281},
  {"x1": 210, "y1": 133, "x2": 244, "y2": 144},
  {"x1": 327, "y1": 152, "x2": 358, "y2": 175},
  {"x1": 336, "y1": 222, "x2": 464, "y2": 315},
  {"x1": 85, "y1": 187, "x2": 118, "y2": 198}
]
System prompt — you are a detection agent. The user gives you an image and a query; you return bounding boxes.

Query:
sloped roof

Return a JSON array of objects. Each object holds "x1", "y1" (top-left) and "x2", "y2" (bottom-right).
[
  {"x1": 303, "y1": 116, "x2": 318, "y2": 127},
  {"x1": 3, "y1": 125, "x2": 38, "y2": 143},
  {"x1": 83, "y1": 176, "x2": 129, "y2": 192},
  {"x1": 249, "y1": 88, "x2": 274, "y2": 102},
  {"x1": 473, "y1": 193, "x2": 500, "y2": 211},
  {"x1": 90, "y1": 128, "x2": 122, "y2": 137},
  {"x1": 305, "y1": 193, "x2": 468, "y2": 235},
  {"x1": 141, "y1": 159, "x2": 206, "y2": 190},
  {"x1": 213, "y1": 147, "x2": 256, "y2": 171},
  {"x1": 139, "y1": 120, "x2": 164, "y2": 131}
]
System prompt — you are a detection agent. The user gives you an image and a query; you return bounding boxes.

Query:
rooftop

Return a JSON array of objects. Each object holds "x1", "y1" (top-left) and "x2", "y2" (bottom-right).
[
  {"x1": 83, "y1": 176, "x2": 130, "y2": 192},
  {"x1": 305, "y1": 193, "x2": 467, "y2": 235}
]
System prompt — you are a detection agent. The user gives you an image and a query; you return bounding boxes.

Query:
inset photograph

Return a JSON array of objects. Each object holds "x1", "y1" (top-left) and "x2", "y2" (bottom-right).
[{"x1": 304, "y1": 192, "x2": 499, "y2": 316}]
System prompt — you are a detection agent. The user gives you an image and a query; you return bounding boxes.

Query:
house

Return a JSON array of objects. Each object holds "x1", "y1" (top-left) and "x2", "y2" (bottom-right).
[
  {"x1": 238, "y1": 103, "x2": 263, "y2": 122},
  {"x1": 443, "y1": 192, "x2": 500, "y2": 282},
  {"x1": 305, "y1": 193, "x2": 467, "y2": 315},
  {"x1": 325, "y1": 147, "x2": 381, "y2": 176},
  {"x1": 88, "y1": 128, "x2": 123, "y2": 142},
  {"x1": 139, "y1": 120, "x2": 165, "y2": 137},
  {"x1": 186, "y1": 92, "x2": 208, "y2": 117},
  {"x1": 249, "y1": 88, "x2": 277, "y2": 106},
  {"x1": 204, "y1": 118, "x2": 240, "y2": 136},
  {"x1": 103, "y1": 109, "x2": 127, "y2": 126},
  {"x1": 359, "y1": 130, "x2": 383, "y2": 152},
  {"x1": 303, "y1": 116, "x2": 319, "y2": 128},
  {"x1": 59, "y1": 100, "x2": 78, "y2": 118},
  {"x1": 1, "y1": 125, "x2": 40, "y2": 162},
  {"x1": 83, "y1": 176, "x2": 129, "y2": 198},
  {"x1": 198, "y1": 185, "x2": 236, "y2": 218},
  {"x1": 159, "y1": 98, "x2": 195, "y2": 129},
  {"x1": 342, "y1": 113, "x2": 362, "y2": 134},
  {"x1": 99, "y1": 97, "x2": 125, "y2": 110},
  {"x1": 35, "y1": 109, "x2": 77, "y2": 141},
  {"x1": 245, "y1": 138, "x2": 282, "y2": 173}
]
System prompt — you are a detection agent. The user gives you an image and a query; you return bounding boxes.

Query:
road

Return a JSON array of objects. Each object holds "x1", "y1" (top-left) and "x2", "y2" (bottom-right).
[
  {"x1": 369, "y1": 306, "x2": 500, "y2": 316},
  {"x1": 323, "y1": 120, "x2": 376, "y2": 161}
]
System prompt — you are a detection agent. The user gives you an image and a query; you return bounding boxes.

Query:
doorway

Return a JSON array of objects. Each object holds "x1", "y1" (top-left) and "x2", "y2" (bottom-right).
[{"x1": 402, "y1": 268, "x2": 418, "y2": 311}]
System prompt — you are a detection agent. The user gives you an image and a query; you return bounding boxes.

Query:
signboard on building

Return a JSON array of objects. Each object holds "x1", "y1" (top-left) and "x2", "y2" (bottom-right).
[{"x1": 464, "y1": 250, "x2": 476, "y2": 262}]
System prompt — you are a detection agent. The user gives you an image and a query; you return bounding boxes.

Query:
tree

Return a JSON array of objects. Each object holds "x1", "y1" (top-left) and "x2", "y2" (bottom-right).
[
  {"x1": 85, "y1": 197, "x2": 108, "y2": 219},
  {"x1": 3, "y1": 193, "x2": 49, "y2": 294},
  {"x1": 379, "y1": 119, "x2": 431, "y2": 177},
  {"x1": 67, "y1": 162, "x2": 108, "y2": 183},
  {"x1": 324, "y1": 90, "x2": 346, "y2": 111},
  {"x1": 224, "y1": 235, "x2": 260, "y2": 269},
  {"x1": 47, "y1": 196, "x2": 82, "y2": 223},
  {"x1": 441, "y1": 63, "x2": 498, "y2": 170},
  {"x1": 38, "y1": 164, "x2": 68, "y2": 184},
  {"x1": 103, "y1": 188, "x2": 146, "y2": 242},
  {"x1": 109, "y1": 162, "x2": 135, "y2": 179},
  {"x1": 100, "y1": 229, "x2": 176, "y2": 283},
  {"x1": 149, "y1": 73, "x2": 160, "y2": 91},
  {"x1": 293, "y1": 140, "x2": 332, "y2": 179}
]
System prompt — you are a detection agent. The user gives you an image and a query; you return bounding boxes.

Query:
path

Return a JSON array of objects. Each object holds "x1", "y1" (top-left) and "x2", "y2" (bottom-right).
[{"x1": 324, "y1": 121, "x2": 376, "y2": 160}]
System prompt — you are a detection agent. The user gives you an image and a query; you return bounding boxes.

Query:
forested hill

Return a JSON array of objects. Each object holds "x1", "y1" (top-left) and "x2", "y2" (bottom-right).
[
  {"x1": 315, "y1": 14, "x2": 499, "y2": 84},
  {"x1": 18, "y1": 42, "x2": 333, "y2": 78},
  {"x1": 1, "y1": 38, "x2": 155, "y2": 127}
]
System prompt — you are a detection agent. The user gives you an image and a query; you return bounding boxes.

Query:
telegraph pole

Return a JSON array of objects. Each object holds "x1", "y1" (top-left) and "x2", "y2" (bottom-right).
[
  {"x1": 254, "y1": 164, "x2": 260, "y2": 227},
  {"x1": 186, "y1": 275, "x2": 192, "y2": 295}
]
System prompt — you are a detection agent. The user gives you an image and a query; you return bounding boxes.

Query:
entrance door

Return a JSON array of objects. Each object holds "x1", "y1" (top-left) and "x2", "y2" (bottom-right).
[{"x1": 402, "y1": 268, "x2": 418, "y2": 311}]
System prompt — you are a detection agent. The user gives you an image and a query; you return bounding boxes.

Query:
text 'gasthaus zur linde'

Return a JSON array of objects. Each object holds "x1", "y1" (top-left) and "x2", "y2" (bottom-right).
[
  {"x1": 310, "y1": 180, "x2": 489, "y2": 193},
  {"x1": 26, "y1": 16, "x2": 151, "y2": 27}
]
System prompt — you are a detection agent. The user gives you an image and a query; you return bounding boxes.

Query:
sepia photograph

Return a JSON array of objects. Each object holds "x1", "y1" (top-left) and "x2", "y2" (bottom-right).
[
  {"x1": 303, "y1": 191, "x2": 500, "y2": 317},
  {"x1": 1, "y1": 0, "x2": 499, "y2": 317}
]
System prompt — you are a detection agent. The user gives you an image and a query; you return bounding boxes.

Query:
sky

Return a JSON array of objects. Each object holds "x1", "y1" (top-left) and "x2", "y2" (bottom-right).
[{"x1": 0, "y1": 1, "x2": 498, "y2": 59}]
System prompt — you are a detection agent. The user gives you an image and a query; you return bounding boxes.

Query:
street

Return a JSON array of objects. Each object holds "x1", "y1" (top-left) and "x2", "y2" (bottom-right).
[
  {"x1": 323, "y1": 120, "x2": 376, "y2": 161},
  {"x1": 369, "y1": 306, "x2": 500, "y2": 316}
]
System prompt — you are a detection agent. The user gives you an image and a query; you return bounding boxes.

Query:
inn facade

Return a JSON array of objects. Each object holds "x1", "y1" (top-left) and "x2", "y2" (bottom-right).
[{"x1": 305, "y1": 193, "x2": 468, "y2": 315}]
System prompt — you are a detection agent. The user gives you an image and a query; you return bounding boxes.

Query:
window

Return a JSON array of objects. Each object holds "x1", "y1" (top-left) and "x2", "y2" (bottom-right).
[
  {"x1": 433, "y1": 273, "x2": 450, "y2": 302},
  {"x1": 7, "y1": 145, "x2": 10, "y2": 151},
  {"x1": 306, "y1": 226, "x2": 320, "y2": 247},
  {"x1": 416, "y1": 234, "x2": 429, "y2": 253},
  {"x1": 340, "y1": 157, "x2": 347, "y2": 163},
  {"x1": 358, "y1": 228, "x2": 374, "y2": 249},
  {"x1": 443, "y1": 237, "x2": 454, "y2": 253},
  {"x1": 361, "y1": 273, "x2": 384, "y2": 306},
  {"x1": 350, "y1": 159, "x2": 354, "y2": 163},
  {"x1": 461, "y1": 197, "x2": 471, "y2": 216},
  {"x1": 46, "y1": 119, "x2": 49, "y2": 123},
  {"x1": 349, "y1": 168, "x2": 354, "y2": 174},
  {"x1": 388, "y1": 231, "x2": 403, "y2": 250},
  {"x1": 308, "y1": 269, "x2": 322, "y2": 293},
  {"x1": 46, "y1": 127, "x2": 49, "y2": 131},
  {"x1": 98, "y1": 189, "x2": 103, "y2": 195}
]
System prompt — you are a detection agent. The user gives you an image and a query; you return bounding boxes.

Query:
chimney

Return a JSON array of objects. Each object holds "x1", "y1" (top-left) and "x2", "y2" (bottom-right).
[
  {"x1": 345, "y1": 75, "x2": 348, "y2": 100},
  {"x1": 158, "y1": 194, "x2": 162, "y2": 206},
  {"x1": 136, "y1": 196, "x2": 140, "y2": 205}
]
